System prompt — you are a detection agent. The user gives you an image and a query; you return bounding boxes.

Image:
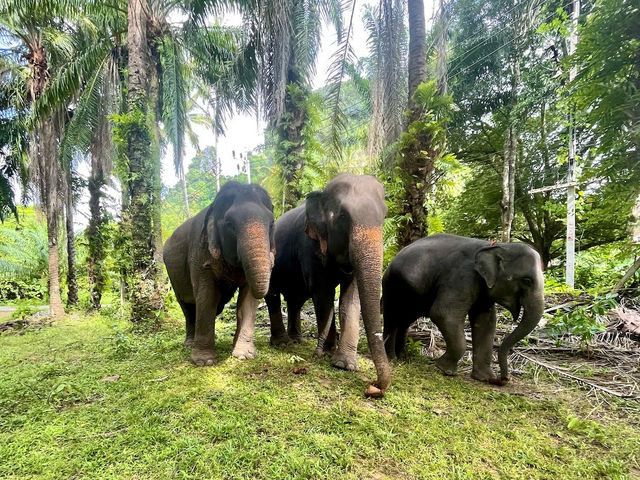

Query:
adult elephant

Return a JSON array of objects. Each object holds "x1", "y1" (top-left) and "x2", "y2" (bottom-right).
[
  {"x1": 164, "y1": 181, "x2": 275, "y2": 366},
  {"x1": 266, "y1": 173, "x2": 391, "y2": 396},
  {"x1": 382, "y1": 234, "x2": 544, "y2": 384}
]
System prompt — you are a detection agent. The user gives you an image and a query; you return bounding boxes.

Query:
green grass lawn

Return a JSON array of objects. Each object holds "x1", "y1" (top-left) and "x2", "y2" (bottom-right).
[{"x1": 1, "y1": 308, "x2": 638, "y2": 479}]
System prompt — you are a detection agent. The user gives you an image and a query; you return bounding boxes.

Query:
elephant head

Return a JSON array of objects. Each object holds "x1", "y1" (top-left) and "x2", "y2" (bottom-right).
[
  {"x1": 305, "y1": 173, "x2": 391, "y2": 393},
  {"x1": 203, "y1": 181, "x2": 275, "y2": 299},
  {"x1": 474, "y1": 243, "x2": 545, "y2": 381}
]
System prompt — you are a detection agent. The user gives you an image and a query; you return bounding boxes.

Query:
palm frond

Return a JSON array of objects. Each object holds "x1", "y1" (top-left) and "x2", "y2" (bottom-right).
[
  {"x1": 324, "y1": 0, "x2": 357, "y2": 163},
  {"x1": 31, "y1": 41, "x2": 112, "y2": 123},
  {"x1": 159, "y1": 34, "x2": 188, "y2": 176}
]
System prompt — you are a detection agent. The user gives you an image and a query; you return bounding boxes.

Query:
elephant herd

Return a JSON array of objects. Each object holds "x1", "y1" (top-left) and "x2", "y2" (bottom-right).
[{"x1": 163, "y1": 173, "x2": 545, "y2": 397}]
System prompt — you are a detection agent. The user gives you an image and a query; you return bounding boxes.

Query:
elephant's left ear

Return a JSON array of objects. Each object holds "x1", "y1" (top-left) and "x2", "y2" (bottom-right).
[
  {"x1": 474, "y1": 245, "x2": 503, "y2": 289},
  {"x1": 201, "y1": 205, "x2": 221, "y2": 260},
  {"x1": 305, "y1": 191, "x2": 328, "y2": 256}
]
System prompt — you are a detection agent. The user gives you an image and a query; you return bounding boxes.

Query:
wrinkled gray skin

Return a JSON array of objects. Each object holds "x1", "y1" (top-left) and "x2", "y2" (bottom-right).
[
  {"x1": 266, "y1": 174, "x2": 392, "y2": 393},
  {"x1": 382, "y1": 234, "x2": 544, "y2": 382},
  {"x1": 163, "y1": 181, "x2": 275, "y2": 366}
]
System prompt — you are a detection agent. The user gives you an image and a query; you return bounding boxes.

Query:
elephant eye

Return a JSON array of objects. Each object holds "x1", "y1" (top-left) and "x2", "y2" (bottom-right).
[
  {"x1": 521, "y1": 277, "x2": 533, "y2": 286},
  {"x1": 225, "y1": 219, "x2": 235, "y2": 232}
]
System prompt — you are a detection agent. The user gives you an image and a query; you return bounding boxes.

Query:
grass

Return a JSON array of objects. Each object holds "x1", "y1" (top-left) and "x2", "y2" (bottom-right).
[{"x1": 1, "y1": 306, "x2": 639, "y2": 479}]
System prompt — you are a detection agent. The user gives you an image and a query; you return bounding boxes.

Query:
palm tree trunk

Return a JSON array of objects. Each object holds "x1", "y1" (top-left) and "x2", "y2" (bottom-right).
[
  {"x1": 87, "y1": 173, "x2": 104, "y2": 310},
  {"x1": 126, "y1": 0, "x2": 164, "y2": 327},
  {"x1": 279, "y1": 53, "x2": 307, "y2": 211},
  {"x1": 407, "y1": 0, "x2": 427, "y2": 112},
  {"x1": 65, "y1": 170, "x2": 78, "y2": 306},
  {"x1": 180, "y1": 165, "x2": 190, "y2": 217},
  {"x1": 396, "y1": 0, "x2": 431, "y2": 249},
  {"x1": 40, "y1": 117, "x2": 65, "y2": 318},
  {"x1": 46, "y1": 210, "x2": 65, "y2": 318}
]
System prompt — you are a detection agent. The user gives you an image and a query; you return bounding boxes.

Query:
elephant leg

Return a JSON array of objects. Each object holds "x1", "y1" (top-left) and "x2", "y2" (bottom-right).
[
  {"x1": 287, "y1": 299, "x2": 304, "y2": 344},
  {"x1": 470, "y1": 306, "x2": 497, "y2": 382},
  {"x1": 179, "y1": 301, "x2": 196, "y2": 347},
  {"x1": 431, "y1": 311, "x2": 467, "y2": 376},
  {"x1": 395, "y1": 324, "x2": 410, "y2": 358},
  {"x1": 232, "y1": 284, "x2": 258, "y2": 360},
  {"x1": 332, "y1": 278, "x2": 360, "y2": 371},
  {"x1": 191, "y1": 283, "x2": 221, "y2": 367},
  {"x1": 267, "y1": 293, "x2": 290, "y2": 346},
  {"x1": 313, "y1": 290, "x2": 336, "y2": 357},
  {"x1": 383, "y1": 311, "x2": 398, "y2": 359}
]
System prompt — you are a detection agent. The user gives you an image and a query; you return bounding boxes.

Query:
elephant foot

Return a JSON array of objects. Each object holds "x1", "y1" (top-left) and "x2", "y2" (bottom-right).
[
  {"x1": 435, "y1": 357, "x2": 458, "y2": 376},
  {"x1": 232, "y1": 342, "x2": 257, "y2": 360},
  {"x1": 488, "y1": 373, "x2": 512, "y2": 386},
  {"x1": 331, "y1": 351, "x2": 359, "y2": 371},
  {"x1": 191, "y1": 347, "x2": 216, "y2": 367},
  {"x1": 270, "y1": 334, "x2": 291, "y2": 347},
  {"x1": 471, "y1": 368, "x2": 496, "y2": 383},
  {"x1": 314, "y1": 342, "x2": 336, "y2": 358},
  {"x1": 288, "y1": 334, "x2": 303, "y2": 345},
  {"x1": 184, "y1": 337, "x2": 195, "y2": 348}
]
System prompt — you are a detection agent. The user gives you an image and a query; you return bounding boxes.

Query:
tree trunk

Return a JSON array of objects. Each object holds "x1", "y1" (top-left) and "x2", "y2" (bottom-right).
[
  {"x1": 501, "y1": 58, "x2": 520, "y2": 243},
  {"x1": 436, "y1": 0, "x2": 448, "y2": 95},
  {"x1": 396, "y1": 0, "x2": 431, "y2": 249},
  {"x1": 407, "y1": 0, "x2": 427, "y2": 110},
  {"x1": 180, "y1": 164, "x2": 190, "y2": 217},
  {"x1": 65, "y1": 170, "x2": 78, "y2": 306},
  {"x1": 280, "y1": 86, "x2": 306, "y2": 210},
  {"x1": 27, "y1": 40, "x2": 64, "y2": 318},
  {"x1": 46, "y1": 210, "x2": 65, "y2": 318},
  {"x1": 501, "y1": 124, "x2": 516, "y2": 242},
  {"x1": 87, "y1": 160, "x2": 105, "y2": 310},
  {"x1": 126, "y1": 0, "x2": 164, "y2": 327}
]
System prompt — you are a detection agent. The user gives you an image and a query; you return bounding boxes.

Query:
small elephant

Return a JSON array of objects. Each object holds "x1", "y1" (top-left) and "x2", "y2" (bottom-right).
[
  {"x1": 163, "y1": 181, "x2": 275, "y2": 366},
  {"x1": 382, "y1": 234, "x2": 544, "y2": 383},
  {"x1": 266, "y1": 173, "x2": 391, "y2": 394}
]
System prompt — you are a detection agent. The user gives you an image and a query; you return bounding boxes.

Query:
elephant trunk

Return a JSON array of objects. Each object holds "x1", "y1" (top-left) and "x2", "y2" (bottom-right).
[
  {"x1": 351, "y1": 224, "x2": 391, "y2": 396},
  {"x1": 239, "y1": 221, "x2": 272, "y2": 299},
  {"x1": 498, "y1": 288, "x2": 544, "y2": 380}
]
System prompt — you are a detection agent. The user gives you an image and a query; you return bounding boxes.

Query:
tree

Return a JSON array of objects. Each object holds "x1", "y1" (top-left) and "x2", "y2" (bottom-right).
[
  {"x1": 0, "y1": 1, "x2": 72, "y2": 317},
  {"x1": 395, "y1": 0, "x2": 451, "y2": 248},
  {"x1": 118, "y1": 0, "x2": 165, "y2": 326}
]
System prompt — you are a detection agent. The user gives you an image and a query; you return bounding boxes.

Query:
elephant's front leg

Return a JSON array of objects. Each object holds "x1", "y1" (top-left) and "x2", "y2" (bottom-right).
[
  {"x1": 431, "y1": 308, "x2": 467, "y2": 376},
  {"x1": 332, "y1": 278, "x2": 360, "y2": 371},
  {"x1": 267, "y1": 293, "x2": 290, "y2": 346},
  {"x1": 191, "y1": 281, "x2": 221, "y2": 367},
  {"x1": 313, "y1": 289, "x2": 336, "y2": 357},
  {"x1": 232, "y1": 284, "x2": 258, "y2": 360},
  {"x1": 469, "y1": 306, "x2": 497, "y2": 382}
]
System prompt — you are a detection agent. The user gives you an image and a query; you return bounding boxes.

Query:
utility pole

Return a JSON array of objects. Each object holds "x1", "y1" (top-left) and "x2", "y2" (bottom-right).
[
  {"x1": 566, "y1": 0, "x2": 580, "y2": 288},
  {"x1": 531, "y1": 0, "x2": 581, "y2": 287}
]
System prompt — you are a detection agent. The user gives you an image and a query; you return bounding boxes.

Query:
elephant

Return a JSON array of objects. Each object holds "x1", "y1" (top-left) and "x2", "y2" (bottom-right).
[
  {"x1": 265, "y1": 173, "x2": 392, "y2": 395},
  {"x1": 163, "y1": 181, "x2": 275, "y2": 366},
  {"x1": 382, "y1": 234, "x2": 544, "y2": 383}
]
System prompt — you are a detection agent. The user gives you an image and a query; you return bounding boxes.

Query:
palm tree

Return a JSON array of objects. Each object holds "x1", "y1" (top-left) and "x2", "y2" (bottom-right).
[{"x1": 0, "y1": 0, "x2": 73, "y2": 317}]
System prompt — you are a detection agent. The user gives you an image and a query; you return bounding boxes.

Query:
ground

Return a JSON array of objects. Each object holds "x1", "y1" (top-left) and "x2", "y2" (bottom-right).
[{"x1": 0, "y1": 307, "x2": 639, "y2": 479}]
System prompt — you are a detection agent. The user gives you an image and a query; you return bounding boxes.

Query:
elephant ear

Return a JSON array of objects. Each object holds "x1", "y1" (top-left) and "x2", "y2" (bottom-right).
[
  {"x1": 201, "y1": 205, "x2": 221, "y2": 260},
  {"x1": 474, "y1": 245, "x2": 504, "y2": 289},
  {"x1": 200, "y1": 182, "x2": 237, "y2": 260},
  {"x1": 305, "y1": 191, "x2": 328, "y2": 256}
]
